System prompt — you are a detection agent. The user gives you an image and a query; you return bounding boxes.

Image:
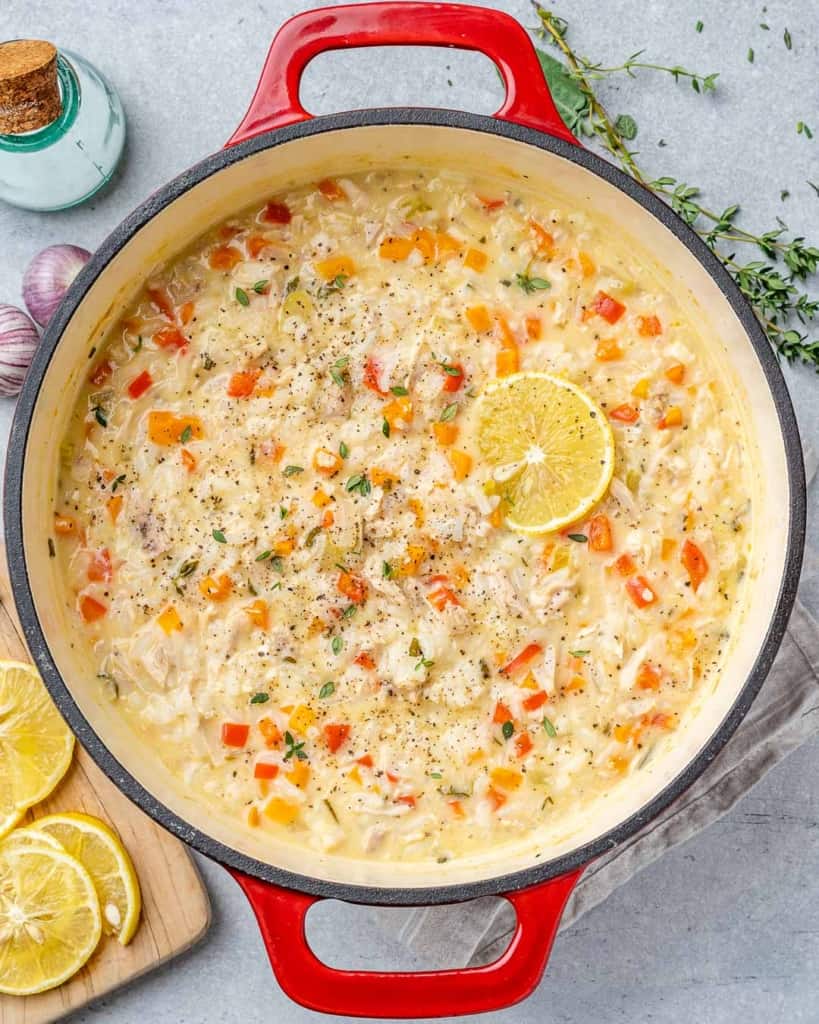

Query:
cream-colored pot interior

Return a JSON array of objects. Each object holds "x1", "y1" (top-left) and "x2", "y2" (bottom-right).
[{"x1": 20, "y1": 124, "x2": 790, "y2": 889}]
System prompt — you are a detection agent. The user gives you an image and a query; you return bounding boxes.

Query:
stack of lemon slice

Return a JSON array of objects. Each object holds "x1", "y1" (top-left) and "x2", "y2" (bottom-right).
[{"x1": 0, "y1": 661, "x2": 141, "y2": 996}]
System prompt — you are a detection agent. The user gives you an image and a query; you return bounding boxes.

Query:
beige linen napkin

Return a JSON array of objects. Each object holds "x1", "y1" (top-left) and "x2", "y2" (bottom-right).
[{"x1": 394, "y1": 452, "x2": 819, "y2": 969}]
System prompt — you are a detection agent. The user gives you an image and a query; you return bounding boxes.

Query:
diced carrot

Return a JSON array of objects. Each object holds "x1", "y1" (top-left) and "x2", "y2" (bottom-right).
[
  {"x1": 626, "y1": 575, "x2": 657, "y2": 608},
  {"x1": 87, "y1": 548, "x2": 112, "y2": 583},
  {"x1": 589, "y1": 291, "x2": 626, "y2": 324},
  {"x1": 477, "y1": 195, "x2": 505, "y2": 211},
  {"x1": 636, "y1": 662, "x2": 662, "y2": 690},
  {"x1": 428, "y1": 585, "x2": 461, "y2": 612},
  {"x1": 337, "y1": 571, "x2": 368, "y2": 605},
  {"x1": 54, "y1": 514, "x2": 76, "y2": 535},
  {"x1": 244, "y1": 599, "x2": 269, "y2": 629},
  {"x1": 246, "y1": 234, "x2": 269, "y2": 258},
  {"x1": 354, "y1": 651, "x2": 376, "y2": 670},
  {"x1": 147, "y1": 286, "x2": 176, "y2": 321},
  {"x1": 465, "y1": 304, "x2": 492, "y2": 333},
  {"x1": 218, "y1": 224, "x2": 242, "y2": 241},
  {"x1": 408, "y1": 498, "x2": 425, "y2": 527},
  {"x1": 179, "y1": 301, "x2": 195, "y2": 325},
  {"x1": 107, "y1": 495, "x2": 123, "y2": 522},
  {"x1": 312, "y1": 447, "x2": 343, "y2": 476},
  {"x1": 153, "y1": 326, "x2": 188, "y2": 351},
  {"x1": 495, "y1": 346, "x2": 519, "y2": 377},
  {"x1": 395, "y1": 794, "x2": 417, "y2": 808},
  {"x1": 487, "y1": 787, "x2": 507, "y2": 811},
  {"x1": 433, "y1": 421, "x2": 459, "y2": 446},
  {"x1": 596, "y1": 337, "x2": 623, "y2": 362},
  {"x1": 318, "y1": 178, "x2": 346, "y2": 201},
  {"x1": 493, "y1": 701, "x2": 513, "y2": 724},
  {"x1": 383, "y1": 395, "x2": 413, "y2": 431},
  {"x1": 448, "y1": 449, "x2": 472, "y2": 482},
  {"x1": 436, "y1": 232, "x2": 462, "y2": 261},
  {"x1": 368, "y1": 468, "x2": 395, "y2": 489},
  {"x1": 441, "y1": 362, "x2": 464, "y2": 392},
  {"x1": 324, "y1": 723, "x2": 351, "y2": 753},
  {"x1": 147, "y1": 412, "x2": 203, "y2": 446},
  {"x1": 525, "y1": 315, "x2": 542, "y2": 340},
  {"x1": 490, "y1": 766, "x2": 522, "y2": 790},
  {"x1": 609, "y1": 404, "x2": 640, "y2": 424},
  {"x1": 681, "y1": 539, "x2": 709, "y2": 591},
  {"x1": 515, "y1": 733, "x2": 534, "y2": 758},
  {"x1": 208, "y1": 244, "x2": 243, "y2": 271},
  {"x1": 661, "y1": 538, "x2": 677, "y2": 561},
  {"x1": 529, "y1": 220, "x2": 555, "y2": 256},
  {"x1": 495, "y1": 314, "x2": 517, "y2": 349},
  {"x1": 356, "y1": 754, "x2": 374, "y2": 768},
  {"x1": 315, "y1": 255, "x2": 355, "y2": 281},
  {"x1": 502, "y1": 643, "x2": 542, "y2": 676},
  {"x1": 379, "y1": 235, "x2": 415, "y2": 261},
  {"x1": 79, "y1": 595, "x2": 106, "y2": 622},
  {"x1": 449, "y1": 799, "x2": 465, "y2": 818},
  {"x1": 181, "y1": 449, "x2": 197, "y2": 473},
  {"x1": 363, "y1": 354, "x2": 388, "y2": 396},
  {"x1": 400, "y1": 544, "x2": 427, "y2": 576},
  {"x1": 464, "y1": 248, "x2": 488, "y2": 272},
  {"x1": 157, "y1": 605, "x2": 183, "y2": 635},
  {"x1": 262, "y1": 200, "x2": 292, "y2": 224},
  {"x1": 321, "y1": 509, "x2": 335, "y2": 528},
  {"x1": 579, "y1": 251, "x2": 596, "y2": 278},
  {"x1": 221, "y1": 722, "x2": 249, "y2": 747},
  {"x1": 259, "y1": 718, "x2": 282, "y2": 748},
  {"x1": 227, "y1": 369, "x2": 260, "y2": 398},
  {"x1": 588, "y1": 514, "x2": 613, "y2": 553},
  {"x1": 664, "y1": 363, "x2": 686, "y2": 384},
  {"x1": 128, "y1": 370, "x2": 153, "y2": 399},
  {"x1": 273, "y1": 538, "x2": 295, "y2": 556},
  {"x1": 89, "y1": 360, "x2": 113, "y2": 386},
  {"x1": 638, "y1": 314, "x2": 662, "y2": 337},
  {"x1": 199, "y1": 574, "x2": 233, "y2": 602},
  {"x1": 254, "y1": 762, "x2": 279, "y2": 780},
  {"x1": 613, "y1": 553, "x2": 637, "y2": 576},
  {"x1": 522, "y1": 690, "x2": 549, "y2": 712},
  {"x1": 658, "y1": 406, "x2": 683, "y2": 429}
]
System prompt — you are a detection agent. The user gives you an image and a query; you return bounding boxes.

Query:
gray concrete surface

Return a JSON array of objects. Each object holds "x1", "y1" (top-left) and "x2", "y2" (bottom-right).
[{"x1": 1, "y1": 1, "x2": 818, "y2": 1021}]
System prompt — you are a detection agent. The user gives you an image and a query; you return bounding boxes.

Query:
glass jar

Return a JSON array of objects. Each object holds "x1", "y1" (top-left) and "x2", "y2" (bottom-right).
[{"x1": 0, "y1": 49, "x2": 126, "y2": 211}]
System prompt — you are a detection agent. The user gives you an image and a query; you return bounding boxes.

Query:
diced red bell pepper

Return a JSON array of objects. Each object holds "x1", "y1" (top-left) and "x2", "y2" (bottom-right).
[
  {"x1": 588, "y1": 514, "x2": 613, "y2": 553},
  {"x1": 128, "y1": 370, "x2": 153, "y2": 399},
  {"x1": 87, "y1": 548, "x2": 112, "y2": 583},
  {"x1": 337, "y1": 571, "x2": 368, "y2": 605},
  {"x1": 681, "y1": 539, "x2": 709, "y2": 591},
  {"x1": 221, "y1": 722, "x2": 250, "y2": 748},
  {"x1": 323, "y1": 723, "x2": 351, "y2": 753},
  {"x1": 589, "y1": 291, "x2": 626, "y2": 324},
  {"x1": 522, "y1": 691, "x2": 549, "y2": 712},
  {"x1": 363, "y1": 356, "x2": 388, "y2": 397},
  {"x1": 254, "y1": 762, "x2": 280, "y2": 780},
  {"x1": 89, "y1": 360, "x2": 113, "y2": 386},
  {"x1": 80, "y1": 595, "x2": 107, "y2": 622},
  {"x1": 501, "y1": 643, "x2": 543, "y2": 676},
  {"x1": 153, "y1": 327, "x2": 187, "y2": 351},
  {"x1": 441, "y1": 363, "x2": 464, "y2": 393},
  {"x1": 262, "y1": 201, "x2": 292, "y2": 224},
  {"x1": 609, "y1": 404, "x2": 640, "y2": 424},
  {"x1": 626, "y1": 575, "x2": 657, "y2": 608}
]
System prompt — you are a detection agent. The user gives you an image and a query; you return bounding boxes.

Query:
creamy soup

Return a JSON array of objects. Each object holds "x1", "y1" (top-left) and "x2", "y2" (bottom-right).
[{"x1": 54, "y1": 168, "x2": 752, "y2": 863}]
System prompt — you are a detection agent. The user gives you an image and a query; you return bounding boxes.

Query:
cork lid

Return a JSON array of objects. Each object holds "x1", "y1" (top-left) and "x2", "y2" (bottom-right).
[{"x1": 0, "y1": 40, "x2": 61, "y2": 134}]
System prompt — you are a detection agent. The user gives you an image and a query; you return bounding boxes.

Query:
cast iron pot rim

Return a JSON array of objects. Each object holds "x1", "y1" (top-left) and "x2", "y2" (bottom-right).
[{"x1": 4, "y1": 107, "x2": 806, "y2": 907}]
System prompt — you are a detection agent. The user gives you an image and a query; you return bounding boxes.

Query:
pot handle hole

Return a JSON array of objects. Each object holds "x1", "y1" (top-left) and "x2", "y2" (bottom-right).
[
  {"x1": 225, "y1": 2, "x2": 578, "y2": 146},
  {"x1": 229, "y1": 865, "x2": 583, "y2": 1018}
]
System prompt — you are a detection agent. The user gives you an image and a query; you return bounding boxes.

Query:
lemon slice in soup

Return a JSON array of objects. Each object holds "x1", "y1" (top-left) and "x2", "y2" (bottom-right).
[{"x1": 477, "y1": 372, "x2": 615, "y2": 534}]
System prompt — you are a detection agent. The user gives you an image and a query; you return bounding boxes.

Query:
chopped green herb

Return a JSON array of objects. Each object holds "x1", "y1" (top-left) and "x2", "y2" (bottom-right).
[
  {"x1": 808, "y1": 181, "x2": 819, "y2": 197},
  {"x1": 133, "y1": 336, "x2": 143, "y2": 353},
  {"x1": 390, "y1": 385, "x2": 409, "y2": 396},
  {"x1": 111, "y1": 474, "x2": 126, "y2": 493},
  {"x1": 180, "y1": 424, "x2": 193, "y2": 444},
  {"x1": 283, "y1": 731, "x2": 307, "y2": 761},
  {"x1": 250, "y1": 692, "x2": 270, "y2": 704},
  {"x1": 440, "y1": 402, "x2": 458, "y2": 422},
  {"x1": 92, "y1": 406, "x2": 107, "y2": 428},
  {"x1": 695, "y1": 19, "x2": 703, "y2": 32},
  {"x1": 409, "y1": 637, "x2": 422, "y2": 658},
  {"x1": 280, "y1": 506, "x2": 288, "y2": 519},
  {"x1": 382, "y1": 561, "x2": 394, "y2": 579},
  {"x1": 747, "y1": 47, "x2": 754, "y2": 62},
  {"x1": 614, "y1": 113, "x2": 638, "y2": 140},
  {"x1": 781, "y1": 190, "x2": 790, "y2": 201},
  {"x1": 48, "y1": 537, "x2": 56, "y2": 558},
  {"x1": 176, "y1": 558, "x2": 199, "y2": 579},
  {"x1": 382, "y1": 418, "x2": 390, "y2": 438},
  {"x1": 318, "y1": 274, "x2": 348, "y2": 298},
  {"x1": 331, "y1": 636, "x2": 342, "y2": 655},
  {"x1": 515, "y1": 272, "x2": 551, "y2": 294},
  {"x1": 429, "y1": 771, "x2": 443, "y2": 779},
  {"x1": 324, "y1": 798, "x2": 339, "y2": 822},
  {"x1": 346, "y1": 474, "x2": 371, "y2": 497},
  {"x1": 255, "y1": 550, "x2": 272, "y2": 562},
  {"x1": 784, "y1": 27, "x2": 792, "y2": 50},
  {"x1": 338, "y1": 441, "x2": 349, "y2": 459},
  {"x1": 760, "y1": 22, "x2": 769, "y2": 29},
  {"x1": 235, "y1": 287, "x2": 250, "y2": 306},
  {"x1": 304, "y1": 525, "x2": 323, "y2": 548},
  {"x1": 415, "y1": 657, "x2": 434, "y2": 671},
  {"x1": 543, "y1": 716, "x2": 557, "y2": 738},
  {"x1": 270, "y1": 556, "x2": 285, "y2": 574},
  {"x1": 213, "y1": 529, "x2": 227, "y2": 544},
  {"x1": 569, "y1": 649, "x2": 590, "y2": 657},
  {"x1": 319, "y1": 680, "x2": 336, "y2": 698},
  {"x1": 797, "y1": 121, "x2": 813, "y2": 139},
  {"x1": 342, "y1": 604, "x2": 357, "y2": 619},
  {"x1": 283, "y1": 464, "x2": 304, "y2": 477},
  {"x1": 252, "y1": 279, "x2": 269, "y2": 294},
  {"x1": 501, "y1": 720, "x2": 514, "y2": 740},
  {"x1": 330, "y1": 355, "x2": 350, "y2": 387},
  {"x1": 285, "y1": 276, "x2": 300, "y2": 295},
  {"x1": 567, "y1": 533, "x2": 588, "y2": 543},
  {"x1": 479, "y1": 658, "x2": 491, "y2": 680}
]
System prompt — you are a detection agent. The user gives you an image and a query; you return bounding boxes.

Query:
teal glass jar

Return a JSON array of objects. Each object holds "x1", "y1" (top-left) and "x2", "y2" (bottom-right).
[{"x1": 0, "y1": 46, "x2": 126, "y2": 211}]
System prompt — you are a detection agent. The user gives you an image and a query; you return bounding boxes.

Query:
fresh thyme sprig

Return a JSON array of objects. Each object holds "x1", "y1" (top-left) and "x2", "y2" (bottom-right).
[{"x1": 531, "y1": 3, "x2": 819, "y2": 370}]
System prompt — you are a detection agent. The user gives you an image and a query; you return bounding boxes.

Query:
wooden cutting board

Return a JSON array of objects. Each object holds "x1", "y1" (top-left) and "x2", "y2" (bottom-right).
[{"x1": 0, "y1": 555, "x2": 212, "y2": 1024}]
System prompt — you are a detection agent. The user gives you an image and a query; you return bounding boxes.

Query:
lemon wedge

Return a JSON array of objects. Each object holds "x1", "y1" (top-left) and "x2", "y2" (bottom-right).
[
  {"x1": 34, "y1": 812, "x2": 142, "y2": 945},
  {"x1": 477, "y1": 372, "x2": 615, "y2": 534},
  {"x1": 0, "y1": 660, "x2": 74, "y2": 838},
  {"x1": 0, "y1": 842, "x2": 101, "y2": 995}
]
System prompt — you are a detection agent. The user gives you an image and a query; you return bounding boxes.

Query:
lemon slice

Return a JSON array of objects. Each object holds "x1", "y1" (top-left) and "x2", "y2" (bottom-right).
[
  {"x1": 0, "y1": 660, "x2": 74, "y2": 838},
  {"x1": 34, "y1": 812, "x2": 142, "y2": 945},
  {"x1": 477, "y1": 372, "x2": 615, "y2": 534},
  {"x1": 0, "y1": 842, "x2": 101, "y2": 995},
  {"x1": 0, "y1": 826, "x2": 64, "y2": 853}
]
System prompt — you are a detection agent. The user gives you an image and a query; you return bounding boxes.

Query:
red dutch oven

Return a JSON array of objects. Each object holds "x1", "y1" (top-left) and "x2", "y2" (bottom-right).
[{"x1": 4, "y1": 3, "x2": 805, "y2": 1018}]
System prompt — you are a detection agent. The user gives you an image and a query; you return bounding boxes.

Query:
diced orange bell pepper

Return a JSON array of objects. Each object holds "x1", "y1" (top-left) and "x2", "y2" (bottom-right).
[
  {"x1": 636, "y1": 662, "x2": 662, "y2": 690},
  {"x1": 87, "y1": 548, "x2": 112, "y2": 583},
  {"x1": 525, "y1": 315, "x2": 542, "y2": 340},
  {"x1": 312, "y1": 447, "x2": 343, "y2": 476},
  {"x1": 157, "y1": 606, "x2": 183, "y2": 635},
  {"x1": 227, "y1": 369, "x2": 260, "y2": 398},
  {"x1": 315, "y1": 255, "x2": 355, "y2": 281},
  {"x1": 464, "y1": 248, "x2": 488, "y2": 272},
  {"x1": 244, "y1": 599, "x2": 269, "y2": 629},
  {"x1": 661, "y1": 538, "x2": 677, "y2": 561},
  {"x1": 626, "y1": 575, "x2": 657, "y2": 608},
  {"x1": 337, "y1": 571, "x2": 368, "y2": 605},
  {"x1": 529, "y1": 220, "x2": 555, "y2": 256},
  {"x1": 264, "y1": 797, "x2": 299, "y2": 825},
  {"x1": 495, "y1": 346, "x2": 519, "y2": 377},
  {"x1": 448, "y1": 449, "x2": 472, "y2": 482},
  {"x1": 515, "y1": 733, "x2": 534, "y2": 758},
  {"x1": 80, "y1": 595, "x2": 107, "y2": 622},
  {"x1": 318, "y1": 178, "x2": 346, "y2": 201},
  {"x1": 613, "y1": 553, "x2": 637, "y2": 576},
  {"x1": 383, "y1": 395, "x2": 413, "y2": 431},
  {"x1": 107, "y1": 495, "x2": 123, "y2": 522},
  {"x1": 522, "y1": 690, "x2": 549, "y2": 712},
  {"x1": 199, "y1": 574, "x2": 233, "y2": 602},
  {"x1": 254, "y1": 762, "x2": 280, "y2": 780},
  {"x1": 147, "y1": 412, "x2": 203, "y2": 446},
  {"x1": 465, "y1": 304, "x2": 492, "y2": 333},
  {"x1": 181, "y1": 449, "x2": 197, "y2": 473},
  {"x1": 596, "y1": 338, "x2": 623, "y2": 362},
  {"x1": 638, "y1": 314, "x2": 662, "y2": 337},
  {"x1": 493, "y1": 701, "x2": 513, "y2": 724},
  {"x1": 658, "y1": 406, "x2": 683, "y2": 429},
  {"x1": 609, "y1": 404, "x2": 640, "y2": 424},
  {"x1": 259, "y1": 718, "x2": 282, "y2": 747},
  {"x1": 433, "y1": 421, "x2": 458, "y2": 446},
  {"x1": 54, "y1": 514, "x2": 76, "y2": 535},
  {"x1": 681, "y1": 539, "x2": 709, "y2": 591},
  {"x1": 379, "y1": 235, "x2": 416, "y2": 261},
  {"x1": 490, "y1": 766, "x2": 523, "y2": 790},
  {"x1": 153, "y1": 326, "x2": 188, "y2": 351},
  {"x1": 208, "y1": 244, "x2": 243, "y2": 271},
  {"x1": 588, "y1": 514, "x2": 613, "y2": 552},
  {"x1": 664, "y1": 363, "x2": 686, "y2": 385}
]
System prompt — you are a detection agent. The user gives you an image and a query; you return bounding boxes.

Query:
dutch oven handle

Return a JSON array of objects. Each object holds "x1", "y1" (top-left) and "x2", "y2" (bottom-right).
[
  {"x1": 225, "y1": 1, "x2": 578, "y2": 146},
  {"x1": 230, "y1": 866, "x2": 582, "y2": 1017}
]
